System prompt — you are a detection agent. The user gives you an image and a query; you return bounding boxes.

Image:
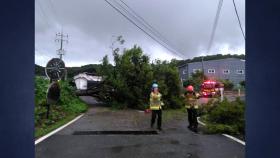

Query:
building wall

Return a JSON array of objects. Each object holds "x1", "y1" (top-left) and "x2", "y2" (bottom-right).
[
  {"x1": 75, "y1": 78, "x2": 88, "y2": 90},
  {"x1": 178, "y1": 58, "x2": 245, "y2": 85},
  {"x1": 178, "y1": 64, "x2": 188, "y2": 82}
]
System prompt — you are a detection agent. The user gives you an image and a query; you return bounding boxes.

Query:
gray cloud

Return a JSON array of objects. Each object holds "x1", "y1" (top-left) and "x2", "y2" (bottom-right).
[{"x1": 35, "y1": 0, "x2": 245, "y2": 66}]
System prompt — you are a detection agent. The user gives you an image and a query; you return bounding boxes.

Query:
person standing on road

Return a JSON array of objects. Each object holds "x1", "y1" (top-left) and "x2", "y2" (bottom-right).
[
  {"x1": 150, "y1": 83, "x2": 164, "y2": 131},
  {"x1": 185, "y1": 85, "x2": 198, "y2": 133}
]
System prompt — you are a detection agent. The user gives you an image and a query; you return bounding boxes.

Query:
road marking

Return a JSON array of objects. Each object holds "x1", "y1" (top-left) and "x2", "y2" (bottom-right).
[
  {"x1": 222, "y1": 134, "x2": 246, "y2": 145},
  {"x1": 35, "y1": 114, "x2": 84, "y2": 145},
  {"x1": 197, "y1": 117, "x2": 245, "y2": 146}
]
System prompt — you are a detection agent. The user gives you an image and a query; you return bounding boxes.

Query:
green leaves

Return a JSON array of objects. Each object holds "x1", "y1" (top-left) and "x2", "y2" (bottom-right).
[
  {"x1": 219, "y1": 79, "x2": 234, "y2": 90},
  {"x1": 99, "y1": 46, "x2": 183, "y2": 109},
  {"x1": 183, "y1": 71, "x2": 206, "y2": 91},
  {"x1": 202, "y1": 98, "x2": 245, "y2": 135}
]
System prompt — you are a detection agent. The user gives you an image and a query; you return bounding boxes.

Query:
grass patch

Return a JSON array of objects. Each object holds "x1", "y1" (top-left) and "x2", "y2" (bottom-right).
[
  {"x1": 163, "y1": 108, "x2": 186, "y2": 122},
  {"x1": 35, "y1": 113, "x2": 77, "y2": 138},
  {"x1": 35, "y1": 76, "x2": 88, "y2": 138}
]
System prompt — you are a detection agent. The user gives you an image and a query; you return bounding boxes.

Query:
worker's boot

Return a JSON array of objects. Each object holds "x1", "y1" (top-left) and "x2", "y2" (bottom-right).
[
  {"x1": 192, "y1": 126, "x2": 198, "y2": 133},
  {"x1": 157, "y1": 127, "x2": 162, "y2": 131},
  {"x1": 191, "y1": 121, "x2": 198, "y2": 133}
]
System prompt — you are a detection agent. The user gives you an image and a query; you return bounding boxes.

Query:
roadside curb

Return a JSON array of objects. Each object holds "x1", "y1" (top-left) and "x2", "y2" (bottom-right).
[
  {"x1": 35, "y1": 114, "x2": 84, "y2": 145},
  {"x1": 197, "y1": 117, "x2": 246, "y2": 146}
]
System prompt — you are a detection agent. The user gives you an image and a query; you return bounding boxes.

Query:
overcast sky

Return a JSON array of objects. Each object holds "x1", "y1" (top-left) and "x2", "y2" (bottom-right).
[{"x1": 35, "y1": 0, "x2": 245, "y2": 67}]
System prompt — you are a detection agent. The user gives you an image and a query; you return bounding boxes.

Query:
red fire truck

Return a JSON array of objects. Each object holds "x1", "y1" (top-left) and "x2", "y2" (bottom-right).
[{"x1": 200, "y1": 80, "x2": 222, "y2": 98}]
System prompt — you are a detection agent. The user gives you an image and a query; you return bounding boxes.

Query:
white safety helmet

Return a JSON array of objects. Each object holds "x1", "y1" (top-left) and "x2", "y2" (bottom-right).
[{"x1": 152, "y1": 83, "x2": 158, "y2": 88}]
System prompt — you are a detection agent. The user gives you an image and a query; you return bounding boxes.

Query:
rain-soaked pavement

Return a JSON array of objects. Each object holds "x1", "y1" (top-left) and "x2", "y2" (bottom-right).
[{"x1": 35, "y1": 96, "x2": 244, "y2": 158}]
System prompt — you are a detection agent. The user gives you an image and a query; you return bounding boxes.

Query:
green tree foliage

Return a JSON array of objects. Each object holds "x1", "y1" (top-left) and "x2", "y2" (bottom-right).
[
  {"x1": 183, "y1": 71, "x2": 207, "y2": 91},
  {"x1": 204, "y1": 98, "x2": 245, "y2": 135},
  {"x1": 152, "y1": 60, "x2": 183, "y2": 109},
  {"x1": 239, "y1": 80, "x2": 245, "y2": 87},
  {"x1": 99, "y1": 55, "x2": 113, "y2": 77},
  {"x1": 98, "y1": 45, "x2": 183, "y2": 109},
  {"x1": 219, "y1": 79, "x2": 234, "y2": 90},
  {"x1": 67, "y1": 64, "x2": 101, "y2": 79},
  {"x1": 35, "y1": 64, "x2": 46, "y2": 76}
]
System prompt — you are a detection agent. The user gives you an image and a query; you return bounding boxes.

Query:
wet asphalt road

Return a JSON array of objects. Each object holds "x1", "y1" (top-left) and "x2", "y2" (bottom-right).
[{"x1": 35, "y1": 96, "x2": 244, "y2": 158}]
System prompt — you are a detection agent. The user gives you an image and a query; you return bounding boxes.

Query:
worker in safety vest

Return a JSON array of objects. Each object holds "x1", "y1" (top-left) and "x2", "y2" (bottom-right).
[
  {"x1": 185, "y1": 85, "x2": 198, "y2": 132},
  {"x1": 150, "y1": 83, "x2": 164, "y2": 131}
]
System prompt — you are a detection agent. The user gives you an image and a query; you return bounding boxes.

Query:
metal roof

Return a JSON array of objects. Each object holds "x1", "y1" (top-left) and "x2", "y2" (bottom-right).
[
  {"x1": 178, "y1": 58, "x2": 245, "y2": 68},
  {"x1": 74, "y1": 73, "x2": 103, "y2": 82}
]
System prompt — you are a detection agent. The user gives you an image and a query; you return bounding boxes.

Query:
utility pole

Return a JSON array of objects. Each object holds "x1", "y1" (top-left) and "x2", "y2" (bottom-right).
[
  {"x1": 55, "y1": 31, "x2": 68, "y2": 60},
  {"x1": 55, "y1": 31, "x2": 69, "y2": 80}
]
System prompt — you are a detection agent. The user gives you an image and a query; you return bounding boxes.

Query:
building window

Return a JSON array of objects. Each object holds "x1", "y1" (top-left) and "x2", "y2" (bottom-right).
[
  {"x1": 183, "y1": 70, "x2": 187, "y2": 74},
  {"x1": 208, "y1": 69, "x2": 215, "y2": 73},
  {"x1": 223, "y1": 69, "x2": 230, "y2": 74},
  {"x1": 193, "y1": 69, "x2": 201, "y2": 73},
  {"x1": 236, "y1": 70, "x2": 244, "y2": 74}
]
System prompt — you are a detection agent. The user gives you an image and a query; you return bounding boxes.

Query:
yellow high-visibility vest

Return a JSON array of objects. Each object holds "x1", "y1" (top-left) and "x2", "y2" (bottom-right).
[
  {"x1": 150, "y1": 92, "x2": 163, "y2": 110},
  {"x1": 185, "y1": 93, "x2": 198, "y2": 109}
]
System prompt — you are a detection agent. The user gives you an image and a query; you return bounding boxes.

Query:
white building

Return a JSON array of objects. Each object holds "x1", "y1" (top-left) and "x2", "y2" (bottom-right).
[{"x1": 74, "y1": 73, "x2": 102, "y2": 90}]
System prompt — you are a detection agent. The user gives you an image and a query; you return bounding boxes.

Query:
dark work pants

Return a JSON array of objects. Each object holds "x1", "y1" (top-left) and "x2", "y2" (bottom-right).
[
  {"x1": 187, "y1": 108, "x2": 192, "y2": 127},
  {"x1": 187, "y1": 108, "x2": 198, "y2": 129},
  {"x1": 192, "y1": 109, "x2": 198, "y2": 129},
  {"x1": 151, "y1": 110, "x2": 162, "y2": 129}
]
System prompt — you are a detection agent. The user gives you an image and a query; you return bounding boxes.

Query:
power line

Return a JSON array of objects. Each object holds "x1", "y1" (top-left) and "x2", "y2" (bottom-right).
[
  {"x1": 46, "y1": 0, "x2": 63, "y2": 28},
  {"x1": 114, "y1": 0, "x2": 183, "y2": 57},
  {"x1": 104, "y1": 0, "x2": 185, "y2": 58},
  {"x1": 36, "y1": 0, "x2": 52, "y2": 28},
  {"x1": 232, "y1": 0, "x2": 245, "y2": 40},
  {"x1": 109, "y1": 0, "x2": 185, "y2": 58},
  {"x1": 36, "y1": 9, "x2": 51, "y2": 28},
  {"x1": 47, "y1": 0, "x2": 59, "y2": 18},
  {"x1": 36, "y1": 0, "x2": 62, "y2": 29},
  {"x1": 202, "y1": 0, "x2": 223, "y2": 78},
  {"x1": 117, "y1": 0, "x2": 185, "y2": 58},
  {"x1": 206, "y1": 0, "x2": 223, "y2": 54},
  {"x1": 118, "y1": 0, "x2": 173, "y2": 48}
]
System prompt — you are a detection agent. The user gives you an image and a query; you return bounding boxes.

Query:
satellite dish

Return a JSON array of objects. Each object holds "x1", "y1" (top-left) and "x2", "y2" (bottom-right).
[{"x1": 45, "y1": 58, "x2": 65, "y2": 80}]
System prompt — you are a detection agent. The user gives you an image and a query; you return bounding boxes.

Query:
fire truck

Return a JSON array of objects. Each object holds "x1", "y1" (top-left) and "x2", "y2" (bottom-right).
[{"x1": 200, "y1": 80, "x2": 222, "y2": 98}]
